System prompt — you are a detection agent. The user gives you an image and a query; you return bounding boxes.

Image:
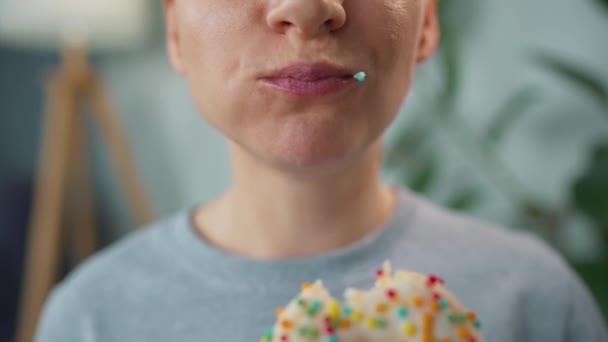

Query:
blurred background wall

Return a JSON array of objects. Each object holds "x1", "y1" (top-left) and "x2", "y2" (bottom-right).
[{"x1": 1, "y1": 0, "x2": 607, "y2": 340}]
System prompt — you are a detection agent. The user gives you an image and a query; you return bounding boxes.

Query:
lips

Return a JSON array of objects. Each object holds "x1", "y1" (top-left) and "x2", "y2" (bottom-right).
[
  {"x1": 264, "y1": 63, "x2": 356, "y2": 81},
  {"x1": 259, "y1": 63, "x2": 359, "y2": 97}
]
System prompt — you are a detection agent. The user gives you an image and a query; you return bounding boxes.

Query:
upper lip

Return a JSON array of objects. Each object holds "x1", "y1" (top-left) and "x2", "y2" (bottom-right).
[{"x1": 262, "y1": 63, "x2": 356, "y2": 81}]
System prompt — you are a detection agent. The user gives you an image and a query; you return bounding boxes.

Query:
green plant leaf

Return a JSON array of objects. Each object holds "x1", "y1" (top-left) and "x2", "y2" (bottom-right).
[
  {"x1": 447, "y1": 190, "x2": 482, "y2": 211},
  {"x1": 572, "y1": 141, "x2": 608, "y2": 245},
  {"x1": 408, "y1": 158, "x2": 437, "y2": 194},
  {"x1": 534, "y1": 52, "x2": 608, "y2": 110},
  {"x1": 485, "y1": 86, "x2": 542, "y2": 145}
]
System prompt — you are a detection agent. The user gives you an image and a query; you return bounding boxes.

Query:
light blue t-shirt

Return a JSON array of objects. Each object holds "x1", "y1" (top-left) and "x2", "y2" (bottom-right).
[{"x1": 36, "y1": 189, "x2": 608, "y2": 341}]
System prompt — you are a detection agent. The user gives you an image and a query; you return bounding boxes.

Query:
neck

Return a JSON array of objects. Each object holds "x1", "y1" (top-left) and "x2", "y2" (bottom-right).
[{"x1": 192, "y1": 138, "x2": 398, "y2": 259}]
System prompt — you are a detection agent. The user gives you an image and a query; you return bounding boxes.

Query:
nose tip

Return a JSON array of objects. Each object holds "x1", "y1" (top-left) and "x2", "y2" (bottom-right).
[{"x1": 266, "y1": 0, "x2": 347, "y2": 37}]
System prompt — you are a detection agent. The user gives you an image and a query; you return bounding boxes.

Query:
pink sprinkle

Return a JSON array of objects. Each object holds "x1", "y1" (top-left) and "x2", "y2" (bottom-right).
[
  {"x1": 375, "y1": 269, "x2": 384, "y2": 277},
  {"x1": 427, "y1": 274, "x2": 445, "y2": 286},
  {"x1": 386, "y1": 289, "x2": 397, "y2": 299}
]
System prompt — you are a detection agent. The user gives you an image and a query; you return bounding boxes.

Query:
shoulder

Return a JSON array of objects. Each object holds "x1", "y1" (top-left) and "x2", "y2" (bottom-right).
[
  {"x1": 36, "y1": 211, "x2": 187, "y2": 333},
  {"x1": 404, "y1": 191, "x2": 607, "y2": 340},
  {"x1": 62, "y1": 212, "x2": 184, "y2": 294},
  {"x1": 406, "y1": 190, "x2": 569, "y2": 274}
]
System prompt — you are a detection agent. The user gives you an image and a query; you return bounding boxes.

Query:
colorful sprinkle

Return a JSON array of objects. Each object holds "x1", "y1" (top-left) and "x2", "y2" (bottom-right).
[
  {"x1": 280, "y1": 320, "x2": 293, "y2": 329},
  {"x1": 412, "y1": 295, "x2": 425, "y2": 307},
  {"x1": 396, "y1": 306, "x2": 408, "y2": 318},
  {"x1": 326, "y1": 300, "x2": 340, "y2": 317},
  {"x1": 403, "y1": 322, "x2": 417, "y2": 336},
  {"x1": 375, "y1": 303, "x2": 389, "y2": 313},
  {"x1": 353, "y1": 71, "x2": 367, "y2": 83}
]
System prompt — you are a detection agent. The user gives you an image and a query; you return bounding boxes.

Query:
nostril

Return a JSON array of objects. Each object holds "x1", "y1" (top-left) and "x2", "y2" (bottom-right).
[{"x1": 279, "y1": 20, "x2": 293, "y2": 29}]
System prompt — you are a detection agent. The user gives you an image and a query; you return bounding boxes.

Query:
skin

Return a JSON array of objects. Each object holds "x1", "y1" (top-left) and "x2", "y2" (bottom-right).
[{"x1": 163, "y1": 0, "x2": 439, "y2": 258}]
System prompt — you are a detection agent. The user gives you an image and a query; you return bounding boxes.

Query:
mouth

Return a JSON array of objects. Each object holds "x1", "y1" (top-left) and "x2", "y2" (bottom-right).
[{"x1": 259, "y1": 63, "x2": 360, "y2": 97}]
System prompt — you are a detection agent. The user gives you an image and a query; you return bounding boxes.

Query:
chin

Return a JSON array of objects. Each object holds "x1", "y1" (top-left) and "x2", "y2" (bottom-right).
[{"x1": 260, "y1": 136, "x2": 369, "y2": 176}]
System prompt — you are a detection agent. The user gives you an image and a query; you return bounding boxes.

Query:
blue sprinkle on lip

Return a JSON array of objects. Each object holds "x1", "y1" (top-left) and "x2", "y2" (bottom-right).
[{"x1": 353, "y1": 71, "x2": 366, "y2": 82}]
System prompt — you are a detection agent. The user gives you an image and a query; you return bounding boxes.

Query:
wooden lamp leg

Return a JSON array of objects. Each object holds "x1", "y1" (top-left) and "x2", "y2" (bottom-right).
[
  {"x1": 15, "y1": 70, "x2": 77, "y2": 342},
  {"x1": 86, "y1": 76, "x2": 155, "y2": 226},
  {"x1": 64, "y1": 100, "x2": 98, "y2": 266}
]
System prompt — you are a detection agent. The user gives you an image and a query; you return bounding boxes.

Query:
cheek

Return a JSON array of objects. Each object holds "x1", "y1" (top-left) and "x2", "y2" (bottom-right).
[{"x1": 176, "y1": 2, "x2": 259, "y2": 125}]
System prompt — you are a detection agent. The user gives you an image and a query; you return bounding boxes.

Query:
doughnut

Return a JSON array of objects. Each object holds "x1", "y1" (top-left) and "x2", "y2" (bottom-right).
[{"x1": 261, "y1": 261, "x2": 483, "y2": 342}]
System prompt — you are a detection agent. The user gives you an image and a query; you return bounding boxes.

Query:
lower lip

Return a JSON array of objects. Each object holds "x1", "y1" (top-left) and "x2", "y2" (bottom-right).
[{"x1": 260, "y1": 77, "x2": 357, "y2": 97}]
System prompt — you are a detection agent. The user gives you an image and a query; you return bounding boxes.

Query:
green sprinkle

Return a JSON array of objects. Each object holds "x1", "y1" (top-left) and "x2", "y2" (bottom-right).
[
  {"x1": 438, "y1": 298, "x2": 448, "y2": 310},
  {"x1": 474, "y1": 319, "x2": 482, "y2": 329},
  {"x1": 341, "y1": 306, "x2": 352, "y2": 316},
  {"x1": 326, "y1": 336, "x2": 338, "y2": 342},
  {"x1": 264, "y1": 327, "x2": 274, "y2": 338},
  {"x1": 376, "y1": 318, "x2": 387, "y2": 328},
  {"x1": 353, "y1": 71, "x2": 366, "y2": 82},
  {"x1": 297, "y1": 298, "x2": 307, "y2": 307},
  {"x1": 308, "y1": 300, "x2": 321, "y2": 316}
]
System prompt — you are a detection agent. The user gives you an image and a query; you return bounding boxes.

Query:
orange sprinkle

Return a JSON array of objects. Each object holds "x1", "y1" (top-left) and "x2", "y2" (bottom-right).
[
  {"x1": 466, "y1": 311, "x2": 477, "y2": 321},
  {"x1": 421, "y1": 312, "x2": 434, "y2": 342},
  {"x1": 340, "y1": 318, "x2": 352, "y2": 329},
  {"x1": 301, "y1": 282, "x2": 312, "y2": 290},
  {"x1": 275, "y1": 307, "x2": 284, "y2": 318},
  {"x1": 375, "y1": 303, "x2": 389, "y2": 313},
  {"x1": 439, "y1": 339, "x2": 452, "y2": 342},
  {"x1": 412, "y1": 295, "x2": 425, "y2": 308},
  {"x1": 430, "y1": 300, "x2": 440, "y2": 312},
  {"x1": 456, "y1": 326, "x2": 470, "y2": 339},
  {"x1": 281, "y1": 320, "x2": 293, "y2": 329}
]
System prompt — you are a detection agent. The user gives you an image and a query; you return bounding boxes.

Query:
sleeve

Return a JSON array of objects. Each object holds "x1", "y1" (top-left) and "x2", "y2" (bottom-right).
[
  {"x1": 565, "y1": 269, "x2": 608, "y2": 342},
  {"x1": 34, "y1": 284, "x2": 93, "y2": 342}
]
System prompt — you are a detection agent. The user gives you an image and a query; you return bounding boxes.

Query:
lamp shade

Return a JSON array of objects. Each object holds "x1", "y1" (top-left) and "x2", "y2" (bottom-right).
[{"x1": 0, "y1": 0, "x2": 151, "y2": 51}]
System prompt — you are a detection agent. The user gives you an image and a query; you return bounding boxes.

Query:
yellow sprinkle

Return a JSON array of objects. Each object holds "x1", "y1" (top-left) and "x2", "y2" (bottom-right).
[
  {"x1": 366, "y1": 317, "x2": 377, "y2": 328},
  {"x1": 375, "y1": 303, "x2": 389, "y2": 314},
  {"x1": 403, "y1": 322, "x2": 417, "y2": 336},
  {"x1": 351, "y1": 310, "x2": 363, "y2": 321},
  {"x1": 327, "y1": 300, "x2": 340, "y2": 317}
]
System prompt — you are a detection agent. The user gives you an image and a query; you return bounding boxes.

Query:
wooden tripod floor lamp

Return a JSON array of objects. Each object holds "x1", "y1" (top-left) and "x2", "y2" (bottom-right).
[
  {"x1": 14, "y1": 44, "x2": 155, "y2": 342},
  {"x1": 0, "y1": 2, "x2": 154, "y2": 341}
]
